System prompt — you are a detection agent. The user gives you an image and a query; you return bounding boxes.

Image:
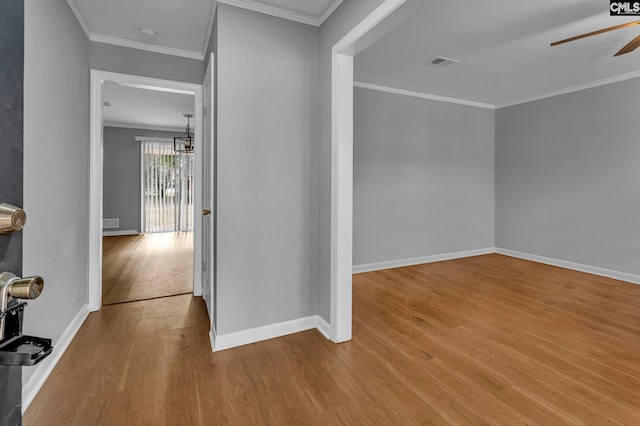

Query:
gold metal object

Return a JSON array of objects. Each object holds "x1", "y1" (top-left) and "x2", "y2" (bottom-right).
[
  {"x1": 202, "y1": 209, "x2": 211, "y2": 216},
  {"x1": 0, "y1": 272, "x2": 45, "y2": 340},
  {"x1": 0, "y1": 204, "x2": 27, "y2": 234},
  {"x1": 551, "y1": 20, "x2": 640, "y2": 57},
  {"x1": 8, "y1": 276, "x2": 44, "y2": 300},
  {"x1": 615, "y1": 33, "x2": 640, "y2": 56}
]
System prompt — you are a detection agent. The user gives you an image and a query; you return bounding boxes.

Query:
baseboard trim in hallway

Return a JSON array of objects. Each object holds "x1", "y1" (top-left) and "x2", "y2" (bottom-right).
[
  {"x1": 212, "y1": 315, "x2": 331, "y2": 352},
  {"x1": 22, "y1": 304, "x2": 90, "y2": 413},
  {"x1": 496, "y1": 248, "x2": 640, "y2": 286},
  {"x1": 352, "y1": 247, "x2": 496, "y2": 274}
]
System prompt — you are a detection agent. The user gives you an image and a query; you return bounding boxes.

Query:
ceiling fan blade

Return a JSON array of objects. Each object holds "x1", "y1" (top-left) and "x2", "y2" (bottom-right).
[
  {"x1": 551, "y1": 20, "x2": 640, "y2": 46},
  {"x1": 615, "y1": 34, "x2": 640, "y2": 56}
]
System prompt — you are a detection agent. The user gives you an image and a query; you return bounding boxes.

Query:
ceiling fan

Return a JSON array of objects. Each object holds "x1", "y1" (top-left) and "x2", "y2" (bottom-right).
[{"x1": 551, "y1": 20, "x2": 640, "y2": 56}]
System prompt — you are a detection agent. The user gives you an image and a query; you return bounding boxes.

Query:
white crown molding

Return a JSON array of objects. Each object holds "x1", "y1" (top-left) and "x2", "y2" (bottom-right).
[
  {"x1": 353, "y1": 248, "x2": 496, "y2": 274},
  {"x1": 66, "y1": 0, "x2": 90, "y2": 38},
  {"x1": 90, "y1": 33, "x2": 204, "y2": 60},
  {"x1": 105, "y1": 122, "x2": 183, "y2": 133},
  {"x1": 22, "y1": 305, "x2": 90, "y2": 413},
  {"x1": 319, "y1": 0, "x2": 344, "y2": 25},
  {"x1": 202, "y1": 1, "x2": 219, "y2": 55},
  {"x1": 219, "y1": 0, "x2": 322, "y2": 26},
  {"x1": 354, "y1": 81, "x2": 496, "y2": 110},
  {"x1": 496, "y1": 70, "x2": 640, "y2": 109}
]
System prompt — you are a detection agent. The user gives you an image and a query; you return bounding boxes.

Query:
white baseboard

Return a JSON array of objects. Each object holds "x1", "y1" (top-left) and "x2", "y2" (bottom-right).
[
  {"x1": 212, "y1": 315, "x2": 331, "y2": 352},
  {"x1": 22, "y1": 305, "x2": 90, "y2": 412},
  {"x1": 209, "y1": 321, "x2": 217, "y2": 352},
  {"x1": 102, "y1": 230, "x2": 139, "y2": 236},
  {"x1": 315, "y1": 316, "x2": 331, "y2": 340},
  {"x1": 352, "y1": 247, "x2": 496, "y2": 274},
  {"x1": 496, "y1": 248, "x2": 640, "y2": 285}
]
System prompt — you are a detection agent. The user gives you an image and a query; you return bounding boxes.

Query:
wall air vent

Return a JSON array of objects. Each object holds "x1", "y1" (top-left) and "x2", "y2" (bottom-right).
[
  {"x1": 425, "y1": 56, "x2": 460, "y2": 68},
  {"x1": 103, "y1": 218, "x2": 119, "y2": 229}
]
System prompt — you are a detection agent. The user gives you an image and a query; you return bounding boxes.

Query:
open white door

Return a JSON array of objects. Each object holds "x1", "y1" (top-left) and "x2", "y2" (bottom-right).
[{"x1": 202, "y1": 53, "x2": 215, "y2": 328}]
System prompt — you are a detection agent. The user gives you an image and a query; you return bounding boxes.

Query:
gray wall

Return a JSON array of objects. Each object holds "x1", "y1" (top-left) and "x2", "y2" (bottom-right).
[
  {"x1": 23, "y1": 0, "x2": 89, "y2": 386},
  {"x1": 496, "y1": 77, "x2": 640, "y2": 276},
  {"x1": 103, "y1": 127, "x2": 179, "y2": 233},
  {"x1": 353, "y1": 88, "x2": 495, "y2": 265},
  {"x1": 215, "y1": 4, "x2": 319, "y2": 334},
  {"x1": 90, "y1": 42, "x2": 204, "y2": 84}
]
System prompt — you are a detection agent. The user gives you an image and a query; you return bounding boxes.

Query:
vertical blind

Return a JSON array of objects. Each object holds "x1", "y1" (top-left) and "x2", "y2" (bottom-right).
[{"x1": 142, "y1": 140, "x2": 194, "y2": 233}]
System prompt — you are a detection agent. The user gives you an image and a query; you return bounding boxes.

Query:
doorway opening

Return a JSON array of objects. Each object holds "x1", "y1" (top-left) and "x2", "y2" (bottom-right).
[
  {"x1": 89, "y1": 70, "x2": 204, "y2": 311},
  {"x1": 330, "y1": 0, "x2": 409, "y2": 343}
]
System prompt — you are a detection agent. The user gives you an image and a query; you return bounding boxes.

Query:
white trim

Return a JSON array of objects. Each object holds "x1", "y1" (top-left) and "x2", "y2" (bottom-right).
[
  {"x1": 353, "y1": 248, "x2": 496, "y2": 274},
  {"x1": 319, "y1": 0, "x2": 344, "y2": 25},
  {"x1": 330, "y1": 0, "x2": 408, "y2": 345},
  {"x1": 22, "y1": 305, "x2": 90, "y2": 413},
  {"x1": 104, "y1": 122, "x2": 182, "y2": 133},
  {"x1": 66, "y1": 0, "x2": 90, "y2": 38},
  {"x1": 90, "y1": 34, "x2": 204, "y2": 61},
  {"x1": 497, "y1": 69, "x2": 640, "y2": 109},
  {"x1": 315, "y1": 316, "x2": 331, "y2": 340},
  {"x1": 209, "y1": 329, "x2": 216, "y2": 352},
  {"x1": 212, "y1": 315, "x2": 330, "y2": 352},
  {"x1": 140, "y1": 142, "x2": 145, "y2": 235},
  {"x1": 496, "y1": 248, "x2": 640, "y2": 286},
  {"x1": 88, "y1": 70, "x2": 103, "y2": 312},
  {"x1": 209, "y1": 319, "x2": 217, "y2": 351},
  {"x1": 354, "y1": 81, "x2": 496, "y2": 109},
  {"x1": 202, "y1": 1, "x2": 218, "y2": 56},
  {"x1": 102, "y1": 230, "x2": 139, "y2": 237},
  {"x1": 219, "y1": 0, "x2": 320, "y2": 26},
  {"x1": 134, "y1": 136, "x2": 174, "y2": 143},
  {"x1": 332, "y1": 0, "x2": 407, "y2": 54},
  {"x1": 89, "y1": 70, "x2": 203, "y2": 312}
]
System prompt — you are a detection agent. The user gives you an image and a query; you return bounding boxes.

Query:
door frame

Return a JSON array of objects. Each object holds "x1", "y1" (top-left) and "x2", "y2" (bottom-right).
[
  {"x1": 330, "y1": 0, "x2": 407, "y2": 342},
  {"x1": 88, "y1": 70, "x2": 203, "y2": 311}
]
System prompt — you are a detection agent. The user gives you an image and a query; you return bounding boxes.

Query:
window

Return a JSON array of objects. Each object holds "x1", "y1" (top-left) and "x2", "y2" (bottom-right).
[{"x1": 140, "y1": 139, "x2": 194, "y2": 233}]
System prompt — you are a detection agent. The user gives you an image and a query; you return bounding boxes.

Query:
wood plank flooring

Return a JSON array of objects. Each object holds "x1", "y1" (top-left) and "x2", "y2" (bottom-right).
[
  {"x1": 102, "y1": 233, "x2": 193, "y2": 305},
  {"x1": 25, "y1": 254, "x2": 640, "y2": 425}
]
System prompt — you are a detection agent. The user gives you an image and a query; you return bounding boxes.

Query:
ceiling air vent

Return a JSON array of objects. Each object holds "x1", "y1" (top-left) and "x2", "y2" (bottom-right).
[{"x1": 425, "y1": 56, "x2": 459, "y2": 68}]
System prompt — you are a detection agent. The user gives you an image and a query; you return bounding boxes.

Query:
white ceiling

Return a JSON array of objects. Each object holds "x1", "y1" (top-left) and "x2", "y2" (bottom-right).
[
  {"x1": 355, "y1": 0, "x2": 640, "y2": 107},
  {"x1": 102, "y1": 81, "x2": 195, "y2": 131},
  {"x1": 69, "y1": 0, "x2": 217, "y2": 58},
  {"x1": 68, "y1": 0, "x2": 343, "y2": 58}
]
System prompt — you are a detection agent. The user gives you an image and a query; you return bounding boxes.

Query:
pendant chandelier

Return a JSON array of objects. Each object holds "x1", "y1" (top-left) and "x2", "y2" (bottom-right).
[{"x1": 174, "y1": 113, "x2": 194, "y2": 154}]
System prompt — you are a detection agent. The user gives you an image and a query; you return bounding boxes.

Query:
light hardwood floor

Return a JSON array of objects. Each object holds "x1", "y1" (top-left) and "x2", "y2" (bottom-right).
[
  {"x1": 102, "y1": 233, "x2": 193, "y2": 305},
  {"x1": 25, "y1": 254, "x2": 640, "y2": 424}
]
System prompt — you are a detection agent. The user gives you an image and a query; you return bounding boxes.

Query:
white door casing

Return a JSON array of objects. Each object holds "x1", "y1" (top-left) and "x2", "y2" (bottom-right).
[
  {"x1": 88, "y1": 70, "x2": 203, "y2": 311},
  {"x1": 202, "y1": 53, "x2": 216, "y2": 337},
  {"x1": 330, "y1": 0, "x2": 408, "y2": 342}
]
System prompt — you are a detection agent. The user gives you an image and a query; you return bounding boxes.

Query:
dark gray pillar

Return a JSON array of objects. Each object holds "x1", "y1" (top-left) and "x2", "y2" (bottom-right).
[{"x1": 0, "y1": 0, "x2": 25, "y2": 424}]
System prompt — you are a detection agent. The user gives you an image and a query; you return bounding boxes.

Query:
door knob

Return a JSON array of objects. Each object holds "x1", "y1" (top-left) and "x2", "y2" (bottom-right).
[
  {"x1": 0, "y1": 204, "x2": 26, "y2": 234},
  {"x1": 0, "y1": 272, "x2": 44, "y2": 340},
  {"x1": 202, "y1": 209, "x2": 211, "y2": 216}
]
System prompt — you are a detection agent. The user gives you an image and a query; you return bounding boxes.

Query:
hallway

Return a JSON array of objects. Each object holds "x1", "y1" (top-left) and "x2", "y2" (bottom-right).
[{"x1": 102, "y1": 233, "x2": 193, "y2": 305}]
